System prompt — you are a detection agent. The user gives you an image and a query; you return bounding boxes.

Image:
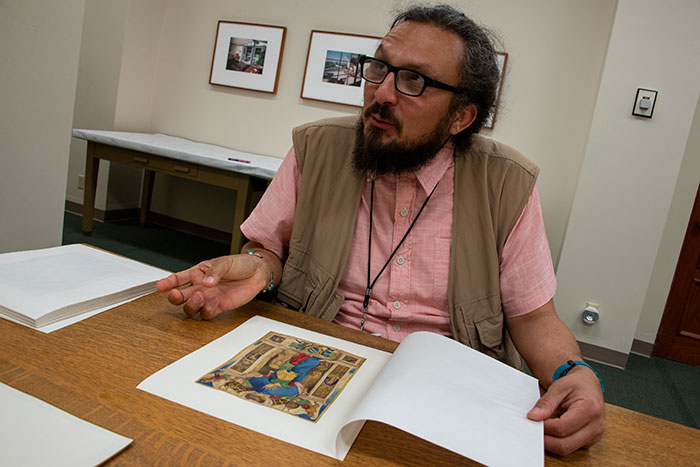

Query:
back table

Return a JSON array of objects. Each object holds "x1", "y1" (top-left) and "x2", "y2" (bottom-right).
[{"x1": 72, "y1": 130, "x2": 282, "y2": 253}]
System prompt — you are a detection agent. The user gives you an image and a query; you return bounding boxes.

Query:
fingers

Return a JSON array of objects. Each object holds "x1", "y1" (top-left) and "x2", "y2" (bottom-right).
[
  {"x1": 528, "y1": 390, "x2": 564, "y2": 421},
  {"x1": 160, "y1": 255, "x2": 263, "y2": 319},
  {"x1": 181, "y1": 292, "x2": 221, "y2": 319},
  {"x1": 542, "y1": 398, "x2": 602, "y2": 439},
  {"x1": 529, "y1": 371, "x2": 606, "y2": 456},
  {"x1": 199, "y1": 296, "x2": 221, "y2": 320},
  {"x1": 157, "y1": 260, "x2": 219, "y2": 307},
  {"x1": 189, "y1": 255, "x2": 256, "y2": 288},
  {"x1": 156, "y1": 272, "x2": 187, "y2": 292},
  {"x1": 198, "y1": 259, "x2": 227, "y2": 287},
  {"x1": 543, "y1": 413, "x2": 605, "y2": 456},
  {"x1": 157, "y1": 260, "x2": 215, "y2": 292},
  {"x1": 180, "y1": 290, "x2": 203, "y2": 315},
  {"x1": 171, "y1": 288, "x2": 223, "y2": 319}
]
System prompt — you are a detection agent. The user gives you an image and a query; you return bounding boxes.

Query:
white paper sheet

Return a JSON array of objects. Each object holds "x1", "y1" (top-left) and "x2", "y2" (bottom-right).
[
  {"x1": 137, "y1": 316, "x2": 392, "y2": 460},
  {"x1": 338, "y1": 332, "x2": 543, "y2": 466},
  {"x1": 72, "y1": 129, "x2": 282, "y2": 180},
  {"x1": 0, "y1": 293, "x2": 151, "y2": 333},
  {"x1": 0, "y1": 383, "x2": 132, "y2": 466}
]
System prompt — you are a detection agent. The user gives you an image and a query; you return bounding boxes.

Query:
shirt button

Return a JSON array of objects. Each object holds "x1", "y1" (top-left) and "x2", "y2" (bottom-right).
[
  {"x1": 396, "y1": 256, "x2": 405, "y2": 265},
  {"x1": 400, "y1": 208, "x2": 409, "y2": 217},
  {"x1": 393, "y1": 301, "x2": 401, "y2": 310},
  {"x1": 393, "y1": 323, "x2": 401, "y2": 332}
]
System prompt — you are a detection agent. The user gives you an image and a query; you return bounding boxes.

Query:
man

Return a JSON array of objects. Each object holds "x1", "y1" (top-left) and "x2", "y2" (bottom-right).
[{"x1": 157, "y1": 5, "x2": 605, "y2": 456}]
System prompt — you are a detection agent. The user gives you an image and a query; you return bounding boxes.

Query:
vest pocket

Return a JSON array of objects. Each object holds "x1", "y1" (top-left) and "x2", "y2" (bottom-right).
[
  {"x1": 276, "y1": 260, "x2": 307, "y2": 310},
  {"x1": 455, "y1": 295, "x2": 507, "y2": 360},
  {"x1": 473, "y1": 313, "x2": 506, "y2": 358},
  {"x1": 301, "y1": 263, "x2": 344, "y2": 321}
]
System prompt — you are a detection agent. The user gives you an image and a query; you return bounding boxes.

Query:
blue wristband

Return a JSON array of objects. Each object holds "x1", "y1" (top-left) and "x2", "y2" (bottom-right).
[{"x1": 552, "y1": 360, "x2": 605, "y2": 394}]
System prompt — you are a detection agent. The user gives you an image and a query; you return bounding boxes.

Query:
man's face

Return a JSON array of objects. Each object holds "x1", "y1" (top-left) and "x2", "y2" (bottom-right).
[
  {"x1": 354, "y1": 21, "x2": 470, "y2": 176},
  {"x1": 364, "y1": 22, "x2": 466, "y2": 141}
]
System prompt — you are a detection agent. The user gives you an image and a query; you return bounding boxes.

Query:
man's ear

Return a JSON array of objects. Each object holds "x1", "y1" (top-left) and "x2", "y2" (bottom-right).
[{"x1": 449, "y1": 103, "x2": 477, "y2": 135}]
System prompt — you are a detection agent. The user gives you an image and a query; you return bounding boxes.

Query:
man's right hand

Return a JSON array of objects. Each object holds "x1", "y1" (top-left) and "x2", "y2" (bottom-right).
[{"x1": 156, "y1": 246, "x2": 279, "y2": 319}]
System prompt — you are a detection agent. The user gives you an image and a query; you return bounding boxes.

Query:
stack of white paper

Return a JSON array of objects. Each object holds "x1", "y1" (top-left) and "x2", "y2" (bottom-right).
[{"x1": 0, "y1": 244, "x2": 168, "y2": 331}]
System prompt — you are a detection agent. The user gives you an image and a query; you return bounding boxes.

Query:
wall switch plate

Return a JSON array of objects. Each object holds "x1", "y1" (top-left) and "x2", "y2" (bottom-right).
[
  {"x1": 78, "y1": 174, "x2": 85, "y2": 190},
  {"x1": 632, "y1": 88, "x2": 658, "y2": 118}
]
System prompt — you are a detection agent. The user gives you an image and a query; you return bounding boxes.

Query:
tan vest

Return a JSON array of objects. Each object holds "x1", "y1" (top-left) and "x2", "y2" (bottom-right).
[{"x1": 276, "y1": 116, "x2": 539, "y2": 368}]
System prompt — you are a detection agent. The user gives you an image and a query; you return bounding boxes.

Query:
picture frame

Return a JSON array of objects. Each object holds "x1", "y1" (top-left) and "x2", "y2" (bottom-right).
[
  {"x1": 301, "y1": 30, "x2": 381, "y2": 107},
  {"x1": 209, "y1": 21, "x2": 286, "y2": 94},
  {"x1": 483, "y1": 52, "x2": 508, "y2": 129}
]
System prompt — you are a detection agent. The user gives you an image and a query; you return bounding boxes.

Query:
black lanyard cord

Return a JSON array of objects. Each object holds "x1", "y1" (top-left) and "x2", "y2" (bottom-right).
[{"x1": 361, "y1": 178, "x2": 439, "y2": 330}]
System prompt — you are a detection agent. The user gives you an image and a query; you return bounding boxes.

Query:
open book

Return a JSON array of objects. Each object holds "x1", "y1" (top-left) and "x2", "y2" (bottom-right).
[
  {"x1": 0, "y1": 244, "x2": 168, "y2": 331},
  {"x1": 138, "y1": 316, "x2": 543, "y2": 466}
]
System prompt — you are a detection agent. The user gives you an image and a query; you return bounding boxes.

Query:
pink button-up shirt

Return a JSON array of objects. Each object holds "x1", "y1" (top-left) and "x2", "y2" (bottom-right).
[{"x1": 241, "y1": 144, "x2": 556, "y2": 342}]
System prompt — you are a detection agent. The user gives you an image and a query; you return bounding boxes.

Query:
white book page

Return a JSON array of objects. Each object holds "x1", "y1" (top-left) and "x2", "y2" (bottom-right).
[
  {"x1": 137, "y1": 316, "x2": 392, "y2": 460},
  {"x1": 0, "y1": 383, "x2": 132, "y2": 466},
  {"x1": 338, "y1": 332, "x2": 544, "y2": 467}
]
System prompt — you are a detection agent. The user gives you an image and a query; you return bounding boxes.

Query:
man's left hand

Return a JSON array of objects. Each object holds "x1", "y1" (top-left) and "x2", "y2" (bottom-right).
[{"x1": 527, "y1": 365, "x2": 605, "y2": 456}]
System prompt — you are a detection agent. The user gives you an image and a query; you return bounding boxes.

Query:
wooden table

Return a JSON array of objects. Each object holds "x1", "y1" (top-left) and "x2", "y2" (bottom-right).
[
  {"x1": 74, "y1": 131, "x2": 279, "y2": 253},
  {"x1": 2, "y1": 294, "x2": 699, "y2": 465}
]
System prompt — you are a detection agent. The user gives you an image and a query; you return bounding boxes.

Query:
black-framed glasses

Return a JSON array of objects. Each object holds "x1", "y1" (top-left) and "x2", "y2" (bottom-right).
[{"x1": 359, "y1": 55, "x2": 465, "y2": 97}]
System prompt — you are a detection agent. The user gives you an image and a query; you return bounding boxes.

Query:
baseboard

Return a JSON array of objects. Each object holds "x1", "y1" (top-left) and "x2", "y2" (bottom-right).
[
  {"x1": 578, "y1": 339, "x2": 655, "y2": 369},
  {"x1": 64, "y1": 200, "x2": 139, "y2": 223},
  {"x1": 147, "y1": 211, "x2": 230, "y2": 245},
  {"x1": 630, "y1": 339, "x2": 654, "y2": 358},
  {"x1": 577, "y1": 341, "x2": 628, "y2": 369},
  {"x1": 65, "y1": 200, "x2": 230, "y2": 245}
]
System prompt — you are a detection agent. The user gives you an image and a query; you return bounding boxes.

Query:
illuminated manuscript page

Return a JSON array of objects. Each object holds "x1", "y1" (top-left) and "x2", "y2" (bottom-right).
[{"x1": 138, "y1": 316, "x2": 391, "y2": 460}]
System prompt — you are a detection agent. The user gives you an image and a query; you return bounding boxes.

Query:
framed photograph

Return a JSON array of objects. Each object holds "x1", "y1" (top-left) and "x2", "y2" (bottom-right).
[
  {"x1": 483, "y1": 52, "x2": 508, "y2": 129},
  {"x1": 209, "y1": 21, "x2": 286, "y2": 94},
  {"x1": 301, "y1": 30, "x2": 381, "y2": 107}
]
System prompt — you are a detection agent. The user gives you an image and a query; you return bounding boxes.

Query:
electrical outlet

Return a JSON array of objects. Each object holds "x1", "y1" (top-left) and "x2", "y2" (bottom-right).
[
  {"x1": 78, "y1": 174, "x2": 85, "y2": 190},
  {"x1": 582, "y1": 302, "x2": 600, "y2": 325}
]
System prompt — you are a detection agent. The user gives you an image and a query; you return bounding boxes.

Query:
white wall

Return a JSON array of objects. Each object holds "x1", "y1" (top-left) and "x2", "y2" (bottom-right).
[
  {"x1": 0, "y1": 0, "x2": 85, "y2": 253},
  {"x1": 66, "y1": 0, "x2": 165, "y2": 213},
  {"x1": 555, "y1": 0, "x2": 700, "y2": 354},
  {"x1": 67, "y1": 0, "x2": 129, "y2": 211},
  {"x1": 136, "y1": 0, "x2": 616, "y2": 242},
  {"x1": 635, "y1": 93, "x2": 700, "y2": 344}
]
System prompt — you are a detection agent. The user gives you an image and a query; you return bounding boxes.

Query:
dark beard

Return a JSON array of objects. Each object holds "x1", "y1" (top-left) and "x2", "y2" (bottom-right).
[{"x1": 352, "y1": 102, "x2": 453, "y2": 178}]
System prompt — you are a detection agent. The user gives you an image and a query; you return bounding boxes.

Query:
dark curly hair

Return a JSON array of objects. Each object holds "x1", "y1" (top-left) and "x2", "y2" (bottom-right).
[{"x1": 391, "y1": 4, "x2": 501, "y2": 151}]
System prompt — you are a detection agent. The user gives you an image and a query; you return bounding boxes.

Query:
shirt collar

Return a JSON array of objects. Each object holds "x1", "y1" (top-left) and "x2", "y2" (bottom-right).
[
  {"x1": 371, "y1": 140, "x2": 455, "y2": 194},
  {"x1": 414, "y1": 139, "x2": 455, "y2": 194}
]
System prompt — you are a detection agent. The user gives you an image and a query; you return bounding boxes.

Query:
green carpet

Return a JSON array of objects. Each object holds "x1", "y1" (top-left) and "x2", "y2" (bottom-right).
[{"x1": 61, "y1": 211, "x2": 229, "y2": 272}]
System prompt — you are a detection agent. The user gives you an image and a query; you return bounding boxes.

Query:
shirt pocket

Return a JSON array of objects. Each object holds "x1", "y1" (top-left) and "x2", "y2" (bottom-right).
[{"x1": 432, "y1": 237, "x2": 452, "y2": 309}]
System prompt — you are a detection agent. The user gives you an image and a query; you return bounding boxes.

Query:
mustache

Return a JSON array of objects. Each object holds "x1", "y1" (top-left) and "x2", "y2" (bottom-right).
[{"x1": 364, "y1": 102, "x2": 402, "y2": 133}]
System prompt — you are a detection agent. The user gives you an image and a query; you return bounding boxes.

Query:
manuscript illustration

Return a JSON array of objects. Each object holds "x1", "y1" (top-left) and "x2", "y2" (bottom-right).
[{"x1": 197, "y1": 332, "x2": 366, "y2": 422}]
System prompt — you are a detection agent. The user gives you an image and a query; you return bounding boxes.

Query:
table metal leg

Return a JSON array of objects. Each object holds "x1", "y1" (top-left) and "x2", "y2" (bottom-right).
[
  {"x1": 81, "y1": 142, "x2": 100, "y2": 235},
  {"x1": 140, "y1": 169, "x2": 156, "y2": 227},
  {"x1": 230, "y1": 179, "x2": 249, "y2": 254},
  {"x1": 229, "y1": 176, "x2": 269, "y2": 254}
]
